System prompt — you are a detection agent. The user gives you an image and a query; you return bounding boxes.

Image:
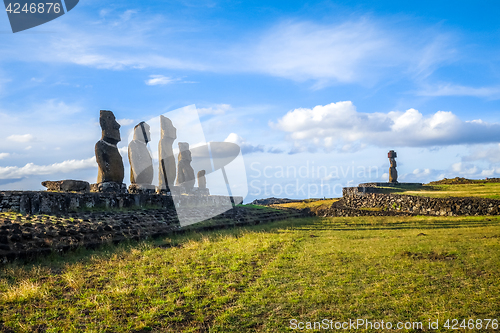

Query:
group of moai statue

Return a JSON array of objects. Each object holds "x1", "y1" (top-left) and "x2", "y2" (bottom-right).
[{"x1": 94, "y1": 110, "x2": 207, "y2": 194}]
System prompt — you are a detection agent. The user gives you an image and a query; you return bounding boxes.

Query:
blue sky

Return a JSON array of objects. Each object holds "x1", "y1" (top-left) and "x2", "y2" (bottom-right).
[{"x1": 1, "y1": 0, "x2": 500, "y2": 202}]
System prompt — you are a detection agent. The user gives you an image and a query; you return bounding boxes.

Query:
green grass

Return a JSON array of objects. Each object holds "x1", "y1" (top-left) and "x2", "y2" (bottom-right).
[
  {"x1": 383, "y1": 183, "x2": 500, "y2": 199},
  {"x1": 271, "y1": 198, "x2": 340, "y2": 211},
  {"x1": 1, "y1": 215, "x2": 499, "y2": 332}
]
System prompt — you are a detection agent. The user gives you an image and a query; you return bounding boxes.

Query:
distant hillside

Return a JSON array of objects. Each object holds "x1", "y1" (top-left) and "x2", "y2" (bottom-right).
[{"x1": 427, "y1": 177, "x2": 500, "y2": 185}]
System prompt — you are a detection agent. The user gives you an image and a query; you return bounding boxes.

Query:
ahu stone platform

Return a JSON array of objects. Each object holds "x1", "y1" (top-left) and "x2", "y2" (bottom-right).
[
  {"x1": 0, "y1": 191, "x2": 243, "y2": 215},
  {"x1": 358, "y1": 182, "x2": 423, "y2": 187}
]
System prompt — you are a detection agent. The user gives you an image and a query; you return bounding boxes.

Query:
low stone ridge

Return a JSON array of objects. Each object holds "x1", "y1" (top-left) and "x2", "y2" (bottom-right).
[
  {"x1": 41, "y1": 180, "x2": 90, "y2": 193},
  {"x1": 358, "y1": 182, "x2": 423, "y2": 188},
  {"x1": 427, "y1": 177, "x2": 500, "y2": 185},
  {"x1": 0, "y1": 191, "x2": 242, "y2": 215},
  {"x1": 0, "y1": 206, "x2": 306, "y2": 263},
  {"x1": 250, "y1": 197, "x2": 304, "y2": 206},
  {"x1": 306, "y1": 182, "x2": 500, "y2": 218},
  {"x1": 343, "y1": 191, "x2": 500, "y2": 216}
]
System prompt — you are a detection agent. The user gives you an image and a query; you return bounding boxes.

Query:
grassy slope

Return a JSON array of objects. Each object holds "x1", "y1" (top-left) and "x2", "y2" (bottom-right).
[
  {"x1": 271, "y1": 198, "x2": 340, "y2": 210},
  {"x1": 378, "y1": 183, "x2": 500, "y2": 200},
  {"x1": 1, "y1": 215, "x2": 499, "y2": 332}
]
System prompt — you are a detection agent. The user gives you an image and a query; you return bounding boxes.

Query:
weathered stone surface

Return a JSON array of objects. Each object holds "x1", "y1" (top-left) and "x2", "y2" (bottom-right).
[
  {"x1": 192, "y1": 187, "x2": 210, "y2": 196},
  {"x1": 342, "y1": 187, "x2": 500, "y2": 216},
  {"x1": 176, "y1": 142, "x2": 195, "y2": 190},
  {"x1": 91, "y1": 182, "x2": 127, "y2": 194},
  {"x1": 41, "y1": 180, "x2": 90, "y2": 193},
  {"x1": 128, "y1": 184, "x2": 156, "y2": 194},
  {"x1": 128, "y1": 122, "x2": 154, "y2": 185},
  {"x1": 158, "y1": 116, "x2": 177, "y2": 191},
  {"x1": 197, "y1": 170, "x2": 207, "y2": 189},
  {"x1": 388, "y1": 150, "x2": 398, "y2": 183},
  {"x1": 95, "y1": 110, "x2": 124, "y2": 185},
  {"x1": 0, "y1": 205, "x2": 304, "y2": 262},
  {"x1": 0, "y1": 190, "x2": 243, "y2": 215}
]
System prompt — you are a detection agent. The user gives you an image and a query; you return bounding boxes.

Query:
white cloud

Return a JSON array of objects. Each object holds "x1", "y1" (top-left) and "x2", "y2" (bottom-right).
[
  {"x1": 241, "y1": 20, "x2": 393, "y2": 84},
  {"x1": 117, "y1": 118, "x2": 135, "y2": 126},
  {"x1": 0, "y1": 157, "x2": 96, "y2": 179},
  {"x1": 224, "y1": 133, "x2": 264, "y2": 154},
  {"x1": 238, "y1": 20, "x2": 455, "y2": 87},
  {"x1": 145, "y1": 75, "x2": 178, "y2": 86},
  {"x1": 451, "y1": 162, "x2": 479, "y2": 175},
  {"x1": 120, "y1": 10, "x2": 137, "y2": 23},
  {"x1": 418, "y1": 84, "x2": 500, "y2": 99},
  {"x1": 0, "y1": 153, "x2": 9, "y2": 159},
  {"x1": 462, "y1": 144, "x2": 500, "y2": 163},
  {"x1": 118, "y1": 146, "x2": 128, "y2": 156},
  {"x1": 271, "y1": 101, "x2": 500, "y2": 151},
  {"x1": 7, "y1": 134, "x2": 35, "y2": 143},
  {"x1": 0, "y1": 13, "x2": 456, "y2": 89},
  {"x1": 198, "y1": 104, "x2": 232, "y2": 115}
]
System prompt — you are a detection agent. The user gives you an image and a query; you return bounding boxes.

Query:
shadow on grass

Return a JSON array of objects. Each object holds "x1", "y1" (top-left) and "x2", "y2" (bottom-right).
[{"x1": 2, "y1": 214, "x2": 499, "y2": 272}]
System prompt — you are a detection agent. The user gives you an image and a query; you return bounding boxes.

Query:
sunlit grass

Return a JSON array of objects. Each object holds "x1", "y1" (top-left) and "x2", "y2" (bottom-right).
[
  {"x1": 389, "y1": 183, "x2": 500, "y2": 199},
  {"x1": 272, "y1": 198, "x2": 340, "y2": 210},
  {"x1": 0, "y1": 215, "x2": 499, "y2": 332}
]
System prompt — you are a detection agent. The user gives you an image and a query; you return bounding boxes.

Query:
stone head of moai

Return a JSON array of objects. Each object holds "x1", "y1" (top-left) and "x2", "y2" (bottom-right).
[
  {"x1": 197, "y1": 170, "x2": 207, "y2": 189},
  {"x1": 176, "y1": 142, "x2": 195, "y2": 190},
  {"x1": 100, "y1": 110, "x2": 121, "y2": 144},
  {"x1": 129, "y1": 121, "x2": 154, "y2": 186},
  {"x1": 388, "y1": 150, "x2": 397, "y2": 166},
  {"x1": 160, "y1": 115, "x2": 176, "y2": 140},
  {"x1": 133, "y1": 121, "x2": 151, "y2": 143},
  {"x1": 95, "y1": 110, "x2": 124, "y2": 186},
  {"x1": 178, "y1": 142, "x2": 192, "y2": 162}
]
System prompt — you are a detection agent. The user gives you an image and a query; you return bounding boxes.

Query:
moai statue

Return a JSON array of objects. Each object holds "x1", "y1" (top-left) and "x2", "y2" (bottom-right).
[
  {"x1": 94, "y1": 110, "x2": 125, "y2": 192},
  {"x1": 388, "y1": 150, "x2": 398, "y2": 183},
  {"x1": 176, "y1": 142, "x2": 195, "y2": 191},
  {"x1": 128, "y1": 122, "x2": 155, "y2": 193},
  {"x1": 158, "y1": 116, "x2": 177, "y2": 192},
  {"x1": 197, "y1": 170, "x2": 206, "y2": 189}
]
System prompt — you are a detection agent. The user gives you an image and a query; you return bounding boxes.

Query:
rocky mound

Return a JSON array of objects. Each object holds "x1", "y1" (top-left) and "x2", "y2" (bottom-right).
[
  {"x1": 427, "y1": 177, "x2": 500, "y2": 185},
  {"x1": 250, "y1": 197, "x2": 303, "y2": 206},
  {"x1": 0, "y1": 206, "x2": 307, "y2": 263}
]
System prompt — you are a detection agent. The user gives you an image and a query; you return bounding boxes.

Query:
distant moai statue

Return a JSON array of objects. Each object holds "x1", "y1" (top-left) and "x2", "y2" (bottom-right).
[
  {"x1": 95, "y1": 110, "x2": 125, "y2": 192},
  {"x1": 388, "y1": 150, "x2": 398, "y2": 183},
  {"x1": 158, "y1": 115, "x2": 177, "y2": 191},
  {"x1": 197, "y1": 170, "x2": 206, "y2": 189},
  {"x1": 128, "y1": 121, "x2": 154, "y2": 189},
  {"x1": 176, "y1": 142, "x2": 195, "y2": 190}
]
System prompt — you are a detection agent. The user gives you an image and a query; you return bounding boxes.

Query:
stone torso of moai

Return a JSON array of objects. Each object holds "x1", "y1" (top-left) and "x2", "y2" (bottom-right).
[
  {"x1": 388, "y1": 150, "x2": 398, "y2": 183},
  {"x1": 128, "y1": 122, "x2": 154, "y2": 192},
  {"x1": 197, "y1": 170, "x2": 206, "y2": 189},
  {"x1": 95, "y1": 110, "x2": 125, "y2": 192},
  {"x1": 176, "y1": 142, "x2": 196, "y2": 191},
  {"x1": 158, "y1": 116, "x2": 177, "y2": 191}
]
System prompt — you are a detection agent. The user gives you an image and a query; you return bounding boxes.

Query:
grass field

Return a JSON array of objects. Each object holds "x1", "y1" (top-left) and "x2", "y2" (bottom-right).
[
  {"x1": 1, "y1": 214, "x2": 499, "y2": 332},
  {"x1": 269, "y1": 198, "x2": 340, "y2": 211},
  {"x1": 372, "y1": 182, "x2": 500, "y2": 200}
]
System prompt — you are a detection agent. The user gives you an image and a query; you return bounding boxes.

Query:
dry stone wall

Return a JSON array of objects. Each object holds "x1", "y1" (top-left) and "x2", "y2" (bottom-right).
[
  {"x1": 0, "y1": 206, "x2": 306, "y2": 263},
  {"x1": 0, "y1": 191, "x2": 243, "y2": 215},
  {"x1": 342, "y1": 187, "x2": 500, "y2": 216}
]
